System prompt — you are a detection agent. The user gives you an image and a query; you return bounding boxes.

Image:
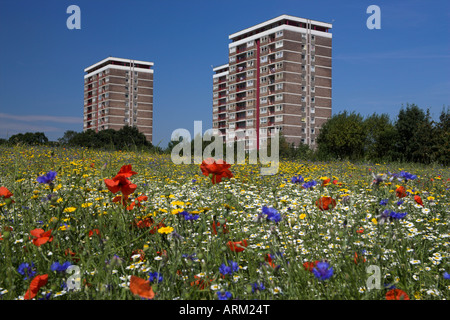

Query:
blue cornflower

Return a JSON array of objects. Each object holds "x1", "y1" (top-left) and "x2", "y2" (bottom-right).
[
  {"x1": 149, "y1": 272, "x2": 163, "y2": 283},
  {"x1": 398, "y1": 171, "x2": 417, "y2": 182},
  {"x1": 251, "y1": 282, "x2": 266, "y2": 293},
  {"x1": 216, "y1": 291, "x2": 232, "y2": 300},
  {"x1": 291, "y1": 175, "x2": 304, "y2": 184},
  {"x1": 302, "y1": 180, "x2": 317, "y2": 189},
  {"x1": 312, "y1": 261, "x2": 334, "y2": 281},
  {"x1": 390, "y1": 211, "x2": 407, "y2": 220},
  {"x1": 396, "y1": 199, "x2": 404, "y2": 206},
  {"x1": 443, "y1": 272, "x2": 450, "y2": 280},
  {"x1": 185, "y1": 213, "x2": 199, "y2": 221},
  {"x1": 261, "y1": 206, "x2": 282, "y2": 223},
  {"x1": 38, "y1": 292, "x2": 52, "y2": 300},
  {"x1": 17, "y1": 262, "x2": 36, "y2": 280},
  {"x1": 50, "y1": 261, "x2": 72, "y2": 272},
  {"x1": 37, "y1": 171, "x2": 57, "y2": 184},
  {"x1": 379, "y1": 199, "x2": 388, "y2": 206},
  {"x1": 219, "y1": 260, "x2": 239, "y2": 276}
]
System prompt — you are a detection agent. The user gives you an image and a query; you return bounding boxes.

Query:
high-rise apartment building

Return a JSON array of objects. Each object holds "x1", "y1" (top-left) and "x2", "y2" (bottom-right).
[
  {"x1": 212, "y1": 15, "x2": 332, "y2": 150},
  {"x1": 83, "y1": 57, "x2": 154, "y2": 142}
]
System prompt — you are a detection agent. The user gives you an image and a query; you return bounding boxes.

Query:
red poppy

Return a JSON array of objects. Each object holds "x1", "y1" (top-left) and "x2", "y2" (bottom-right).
[
  {"x1": 356, "y1": 227, "x2": 364, "y2": 234},
  {"x1": 0, "y1": 186, "x2": 13, "y2": 198},
  {"x1": 0, "y1": 186, "x2": 14, "y2": 203},
  {"x1": 24, "y1": 274, "x2": 48, "y2": 300},
  {"x1": 129, "y1": 275, "x2": 155, "y2": 299},
  {"x1": 322, "y1": 178, "x2": 331, "y2": 186},
  {"x1": 303, "y1": 260, "x2": 319, "y2": 272},
  {"x1": 65, "y1": 248, "x2": 80, "y2": 263},
  {"x1": 30, "y1": 228, "x2": 53, "y2": 247},
  {"x1": 190, "y1": 275, "x2": 214, "y2": 290},
  {"x1": 105, "y1": 175, "x2": 137, "y2": 197},
  {"x1": 395, "y1": 186, "x2": 407, "y2": 198},
  {"x1": 127, "y1": 195, "x2": 148, "y2": 211},
  {"x1": 135, "y1": 217, "x2": 166, "y2": 234},
  {"x1": 353, "y1": 252, "x2": 366, "y2": 264},
  {"x1": 200, "y1": 158, "x2": 233, "y2": 184},
  {"x1": 211, "y1": 220, "x2": 229, "y2": 235},
  {"x1": 332, "y1": 179, "x2": 341, "y2": 186},
  {"x1": 104, "y1": 165, "x2": 138, "y2": 197},
  {"x1": 116, "y1": 164, "x2": 137, "y2": 178},
  {"x1": 88, "y1": 229, "x2": 100, "y2": 237},
  {"x1": 227, "y1": 239, "x2": 248, "y2": 252},
  {"x1": 385, "y1": 288, "x2": 410, "y2": 300},
  {"x1": 265, "y1": 254, "x2": 280, "y2": 269},
  {"x1": 414, "y1": 195, "x2": 423, "y2": 206},
  {"x1": 315, "y1": 196, "x2": 337, "y2": 211}
]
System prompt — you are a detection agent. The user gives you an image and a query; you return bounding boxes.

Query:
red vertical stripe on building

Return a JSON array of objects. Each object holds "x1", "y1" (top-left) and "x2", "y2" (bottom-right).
[
  {"x1": 256, "y1": 39, "x2": 260, "y2": 150},
  {"x1": 96, "y1": 76, "x2": 99, "y2": 133}
]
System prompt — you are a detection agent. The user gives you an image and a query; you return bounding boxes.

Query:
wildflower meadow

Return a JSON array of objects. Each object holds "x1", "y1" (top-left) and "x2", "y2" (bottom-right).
[{"x1": 0, "y1": 144, "x2": 448, "y2": 301}]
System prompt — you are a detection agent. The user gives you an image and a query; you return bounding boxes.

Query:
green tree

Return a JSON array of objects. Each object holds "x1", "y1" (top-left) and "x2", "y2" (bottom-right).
[
  {"x1": 8, "y1": 132, "x2": 48, "y2": 145},
  {"x1": 394, "y1": 104, "x2": 431, "y2": 163},
  {"x1": 316, "y1": 111, "x2": 366, "y2": 161},
  {"x1": 363, "y1": 113, "x2": 396, "y2": 161},
  {"x1": 431, "y1": 106, "x2": 450, "y2": 165}
]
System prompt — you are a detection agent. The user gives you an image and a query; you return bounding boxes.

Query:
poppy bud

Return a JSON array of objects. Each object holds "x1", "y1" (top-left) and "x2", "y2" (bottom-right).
[
  {"x1": 226, "y1": 194, "x2": 232, "y2": 200},
  {"x1": 4, "y1": 198, "x2": 12, "y2": 206},
  {"x1": 197, "y1": 253, "x2": 204, "y2": 260},
  {"x1": 80, "y1": 179, "x2": 86, "y2": 185},
  {"x1": 2, "y1": 231, "x2": 10, "y2": 239},
  {"x1": 220, "y1": 245, "x2": 227, "y2": 252},
  {"x1": 218, "y1": 219, "x2": 226, "y2": 225}
]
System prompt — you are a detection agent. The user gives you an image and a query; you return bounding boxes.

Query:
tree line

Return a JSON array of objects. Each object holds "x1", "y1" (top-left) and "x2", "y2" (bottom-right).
[{"x1": 1, "y1": 104, "x2": 448, "y2": 165}]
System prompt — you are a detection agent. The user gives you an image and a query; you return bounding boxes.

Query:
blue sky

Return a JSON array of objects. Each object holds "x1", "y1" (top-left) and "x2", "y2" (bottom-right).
[{"x1": 0, "y1": 0, "x2": 449, "y2": 147}]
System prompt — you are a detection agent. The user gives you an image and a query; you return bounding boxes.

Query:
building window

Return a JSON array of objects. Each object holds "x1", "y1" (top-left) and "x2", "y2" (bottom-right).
[
  {"x1": 276, "y1": 30, "x2": 283, "y2": 38},
  {"x1": 261, "y1": 56, "x2": 268, "y2": 63},
  {"x1": 247, "y1": 40, "x2": 254, "y2": 47},
  {"x1": 275, "y1": 41, "x2": 283, "y2": 48},
  {"x1": 275, "y1": 83, "x2": 283, "y2": 90},
  {"x1": 275, "y1": 51, "x2": 283, "y2": 59},
  {"x1": 275, "y1": 104, "x2": 283, "y2": 112},
  {"x1": 230, "y1": 47, "x2": 236, "y2": 54},
  {"x1": 261, "y1": 107, "x2": 267, "y2": 114},
  {"x1": 275, "y1": 94, "x2": 283, "y2": 101},
  {"x1": 275, "y1": 115, "x2": 283, "y2": 122}
]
